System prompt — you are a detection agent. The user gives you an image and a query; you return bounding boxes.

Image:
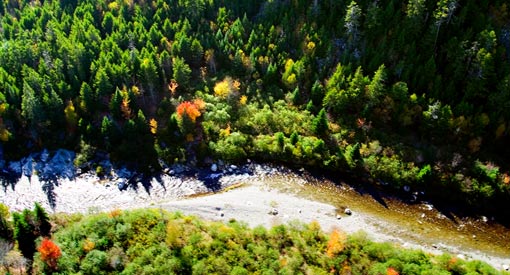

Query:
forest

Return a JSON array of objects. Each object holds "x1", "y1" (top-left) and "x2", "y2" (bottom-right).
[
  {"x1": 0, "y1": 205, "x2": 507, "y2": 274},
  {"x1": 0, "y1": 0, "x2": 510, "y2": 219}
]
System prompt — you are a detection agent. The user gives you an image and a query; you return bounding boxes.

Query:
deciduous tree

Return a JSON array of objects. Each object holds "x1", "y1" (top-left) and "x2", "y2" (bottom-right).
[{"x1": 37, "y1": 238, "x2": 61, "y2": 271}]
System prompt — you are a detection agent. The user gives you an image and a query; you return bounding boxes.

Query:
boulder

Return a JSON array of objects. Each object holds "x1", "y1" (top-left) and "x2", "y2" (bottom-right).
[
  {"x1": 344, "y1": 208, "x2": 352, "y2": 215},
  {"x1": 211, "y1": 163, "x2": 218, "y2": 172}
]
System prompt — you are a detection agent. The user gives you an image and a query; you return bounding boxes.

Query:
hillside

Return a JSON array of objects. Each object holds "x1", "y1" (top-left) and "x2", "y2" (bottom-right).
[{"x1": 1, "y1": 0, "x2": 510, "y2": 219}]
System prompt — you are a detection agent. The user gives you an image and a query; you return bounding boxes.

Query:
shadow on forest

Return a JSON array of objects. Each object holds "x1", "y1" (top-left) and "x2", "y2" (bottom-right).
[{"x1": 0, "y1": 170, "x2": 21, "y2": 192}]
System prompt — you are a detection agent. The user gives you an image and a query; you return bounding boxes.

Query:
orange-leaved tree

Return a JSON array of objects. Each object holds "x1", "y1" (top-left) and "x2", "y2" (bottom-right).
[
  {"x1": 176, "y1": 101, "x2": 201, "y2": 123},
  {"x1": 326, "y1": 229, "x2": 346, "y2": 258},
  {"x1": 176, "y1": 99, "x2": 206, "y2": 141},
  {"x1": 38, "y1": 238, "x2": 62, "y2": 271},
  {"x1": 387, "y1": 267, "x2": 399, "y2": 275}
]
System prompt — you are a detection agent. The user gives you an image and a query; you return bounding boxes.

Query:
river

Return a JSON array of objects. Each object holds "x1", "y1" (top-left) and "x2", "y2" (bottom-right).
[{"x1": 1, "y1": 163, "x2": 509, "y2": 270}]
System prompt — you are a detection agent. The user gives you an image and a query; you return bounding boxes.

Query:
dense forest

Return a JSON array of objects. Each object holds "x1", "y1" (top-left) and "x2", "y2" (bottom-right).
[
  {"x1": 1, "y1": 0, "x2": 510, "y2": 218},
  {"x1": 0, "y1": 206, "x2": 507, "y2": 274}
]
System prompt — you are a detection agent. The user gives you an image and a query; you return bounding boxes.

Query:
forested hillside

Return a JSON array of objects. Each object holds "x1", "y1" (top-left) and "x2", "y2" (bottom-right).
[{"x1": 1, "y1": 0, "x2": 510, "y2": 218}]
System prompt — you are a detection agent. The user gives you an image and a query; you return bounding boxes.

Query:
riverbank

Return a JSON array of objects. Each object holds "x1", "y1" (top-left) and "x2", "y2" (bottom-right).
[{"x1": 1, "y1": 163, "x2": 509, "y2": 270}]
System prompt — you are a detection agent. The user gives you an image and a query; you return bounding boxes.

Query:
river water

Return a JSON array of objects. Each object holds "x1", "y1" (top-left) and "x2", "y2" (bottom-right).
[{"x1": 260, "y1": 172, "x2": 510, "y2": 264}]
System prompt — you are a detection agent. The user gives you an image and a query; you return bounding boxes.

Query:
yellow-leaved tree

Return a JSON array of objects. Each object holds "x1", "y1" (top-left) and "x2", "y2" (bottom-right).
[{"x1": 326, "y1": 229, "x2": 346, "y2": 257}]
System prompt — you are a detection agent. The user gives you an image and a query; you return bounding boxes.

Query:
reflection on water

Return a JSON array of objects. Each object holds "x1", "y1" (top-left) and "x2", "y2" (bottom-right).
[{"x1": 260, "y1": 172, "x2": 510, "y2": 260}]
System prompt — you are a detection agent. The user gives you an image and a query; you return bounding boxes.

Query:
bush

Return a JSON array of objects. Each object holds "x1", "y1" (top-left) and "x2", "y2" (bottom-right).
[{"x1": 80, "y1": 250, "x2": 109, "y2": 275}]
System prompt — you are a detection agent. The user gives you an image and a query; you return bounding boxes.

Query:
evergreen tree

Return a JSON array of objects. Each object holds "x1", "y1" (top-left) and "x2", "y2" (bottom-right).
[
  {"x1": 33, "y1": 203, "x2": 51, "y2": 237},
  {"x1": 172, "y1": 56, "x2": 191, "y2": 90},
  {"x1": 21, "y1": 81, "x2": 45, "y2": 128},
  {"x1": 0, "y1": 205, "x2": 13, "y2": 241},
  {"x1": 366, "y1": 64, "x2": 386, "y2": 108},
  {"x1": 79, "y1": 82, "x2": 95, "y2": 114},
  {"x1": 13, "y1": 210, "x2": 36, "y2": 263},
  {"x1": 344, "y1": 1, "x2": 362, "y2": 49},
  {"x1": 312, "y1": 108, "x2": 328, "y2": 136},
  {"x1": 93, "y1": 67, "x2": 113, "y2": 100}
]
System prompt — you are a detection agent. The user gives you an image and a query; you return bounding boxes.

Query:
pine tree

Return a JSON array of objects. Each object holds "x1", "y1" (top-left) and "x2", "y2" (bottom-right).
[
  {"x1": 0, "y1": 206, "x2": 13, "y2": 241},
  {"x1": 172, "y1": 56, "x2": 191, "y2": 90},
  {"x1": 344, "y1": 1, "x2": 362, "y2": 49},
  {"x1": 367, "y1": 64, "x2": 386, "y2": 107},
  {"x1": 312, "y1": 108, "x2": 329, "y2": 136},
  {"x1": 13, "y1": 210, "x2": 36, "y2": 263},
  {"x1": 93, "y1": 67, "x2": 113, "y2": 100},
  {"x1": 79, "y1": 82, "x2": 95, "y2": 114},
  {"x1": 21, "y1": 81, "x2": 45, "y2": 128},
  {"x1": 34, "y1": 203, "x2": 51, "y2": 237}
]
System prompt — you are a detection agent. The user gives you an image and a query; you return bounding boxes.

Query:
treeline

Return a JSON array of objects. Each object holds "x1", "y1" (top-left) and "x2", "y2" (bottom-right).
[
  {"x1": 1, "y1": 0, "x2": 510, "y2": 218},
  {"x1": 1, "y1": 206, "x2": 506, "y2": 274}
]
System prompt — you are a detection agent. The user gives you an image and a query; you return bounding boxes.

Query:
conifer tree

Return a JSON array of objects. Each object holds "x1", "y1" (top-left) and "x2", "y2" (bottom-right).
[
  {"x1": 0, "y1": 204, "x2": 13, "y2": 242},
  {"x1": 34, "y1": 203, "x2": 51, "y2": 237},
  {"x1": 312, "y1": 108, "x2": 328, "y2": 136},
  {"x1": 13, "y1": 210, "x2": 36, "y2": 263}
]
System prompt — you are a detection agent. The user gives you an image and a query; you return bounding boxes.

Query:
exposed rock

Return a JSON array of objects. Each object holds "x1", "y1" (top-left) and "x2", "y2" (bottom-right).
[
  {"x1": 336, "y1": 214, "x2": 342, "y2": 220},
  {"x1": 502, "y1": 264, "x2": 509, "y2": 271},
  {"x1": 117, "y1": 179, "x2": 128, "y2": 191},
  {"x1": 403, "y1": 185, "x2": 411, "y2": 192},
  {"x1": 344, "y1": 208, "x2": 352, "y2": 215},
  {"x1": 423, "y1": 203, "x2": 433, "y2": 211},
  {"x1": 211, "y1": 163, "x2": 218, "y2": 172},
  {"x1": 269, "y1": 208, "x2": 278, "y2": 215}
]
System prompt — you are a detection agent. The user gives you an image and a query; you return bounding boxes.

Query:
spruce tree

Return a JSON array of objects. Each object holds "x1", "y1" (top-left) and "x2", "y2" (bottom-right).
[
  {"x1": 0, "y1": 211, "x2": 13, "y2": 241},
  {"x1": 34, "y1": 203, "x2": 51, "y2": 237},
  {"x1": 13, "y1": 211, "x2": 36, "y2": 262},
  {"x1": 312, "y1": 108, "x2": 329, "y2": 136}
]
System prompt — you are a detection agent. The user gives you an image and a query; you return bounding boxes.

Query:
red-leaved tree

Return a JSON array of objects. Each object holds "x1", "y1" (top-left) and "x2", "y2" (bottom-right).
[{"x1": 38, "y1": 238, "x2": 62, "y2": 271}]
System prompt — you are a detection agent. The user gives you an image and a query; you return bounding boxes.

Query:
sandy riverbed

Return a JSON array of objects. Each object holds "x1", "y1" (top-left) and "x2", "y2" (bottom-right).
[{"x1": 1, "y1": 168, "x2": 509, "y2": 270}]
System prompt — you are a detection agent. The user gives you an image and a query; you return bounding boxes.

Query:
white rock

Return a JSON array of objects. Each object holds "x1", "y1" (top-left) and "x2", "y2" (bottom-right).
[
  {"x1": 336, "y1": 214, "x2": 342, "y2": 220},
  {"x1": 502, "y1": 264, "x2": 509, "y2": 271},
  {"x1": 344, "y1": 208, "x2": 352, "y2": 215},
  {"x1": 211, "y1": 163, "x2": 218, "y2": 172}
]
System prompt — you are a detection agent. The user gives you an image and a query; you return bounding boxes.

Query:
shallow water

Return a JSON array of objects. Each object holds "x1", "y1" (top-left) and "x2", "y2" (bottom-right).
[{"x1": 260, "y1": 172, "x2": 510, "y2": 262}]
